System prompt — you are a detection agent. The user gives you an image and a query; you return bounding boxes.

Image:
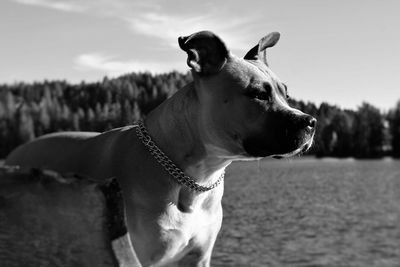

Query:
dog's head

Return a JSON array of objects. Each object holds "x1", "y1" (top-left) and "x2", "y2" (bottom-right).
[{"x1": 179, "y1": 31, "x2": 316, "y2": 159}]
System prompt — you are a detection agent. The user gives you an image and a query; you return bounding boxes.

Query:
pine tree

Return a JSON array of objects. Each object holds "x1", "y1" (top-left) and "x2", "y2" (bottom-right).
[{"x1": 388, "y1": 101, "x2": 400, "y2": 157}]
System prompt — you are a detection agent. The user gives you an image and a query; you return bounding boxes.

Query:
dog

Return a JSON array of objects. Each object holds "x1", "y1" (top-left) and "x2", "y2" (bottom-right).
[{"x1": 5, "y1": 31, "x2": 316, "y2": 266}]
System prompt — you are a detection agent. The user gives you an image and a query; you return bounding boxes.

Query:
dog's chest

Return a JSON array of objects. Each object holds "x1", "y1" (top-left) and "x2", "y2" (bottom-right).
[{"x1": 155, "y1": 204, "x2": 221, "y2": 262}]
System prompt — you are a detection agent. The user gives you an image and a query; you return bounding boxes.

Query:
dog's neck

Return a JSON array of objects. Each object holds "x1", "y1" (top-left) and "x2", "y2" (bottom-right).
[{"x1": 144, "y1": 82, "x2": 231, "y2": 187}]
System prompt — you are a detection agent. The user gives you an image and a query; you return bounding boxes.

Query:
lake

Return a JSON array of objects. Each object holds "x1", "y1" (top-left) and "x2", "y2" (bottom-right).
[
  {"x1": 212, "y1": 158, "x2": 400, "y2": 267},
  {"x1": 2, "y1": 158, "x2": 399, "y2": 266}
]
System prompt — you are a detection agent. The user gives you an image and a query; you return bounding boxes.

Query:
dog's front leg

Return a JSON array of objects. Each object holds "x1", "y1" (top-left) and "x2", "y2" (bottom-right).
[
  {"x1": 177, "y1": 235, "x2": 219, "y2": 267},
  {"x1": 178, "y1": 251, "x2": 212, "y2": 267}
]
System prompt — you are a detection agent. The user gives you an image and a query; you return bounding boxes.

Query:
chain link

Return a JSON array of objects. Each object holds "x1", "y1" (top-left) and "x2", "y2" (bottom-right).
[{"x1": 135, "y1": 120, "x2": 224, "y2": 192}]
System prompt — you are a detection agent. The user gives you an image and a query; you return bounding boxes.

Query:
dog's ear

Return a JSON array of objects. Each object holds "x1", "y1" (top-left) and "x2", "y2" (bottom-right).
[
  {"x1": 178, "y1": 31, "x2": 229, "y2": 75},
  {"x1": 244, "y1": 32, "x2": 280, "y2": 66}
]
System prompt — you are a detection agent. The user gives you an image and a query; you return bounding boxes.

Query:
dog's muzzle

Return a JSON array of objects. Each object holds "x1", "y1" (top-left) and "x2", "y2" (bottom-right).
[{"x1": 242, "y1": 112, "x2": 317, "y2": 158}]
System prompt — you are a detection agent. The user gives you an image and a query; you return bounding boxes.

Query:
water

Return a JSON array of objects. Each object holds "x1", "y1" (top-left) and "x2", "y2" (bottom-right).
[{"x1": 212, "y1": 158, "x2": 400, "y2": 267}]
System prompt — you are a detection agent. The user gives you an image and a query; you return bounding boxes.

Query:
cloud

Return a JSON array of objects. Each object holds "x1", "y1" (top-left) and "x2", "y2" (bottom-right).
[
  {"x1": 12, "y1": 0, "x2": 86, "y2": 12},
  {"x1": 74, "y1": 53, "x2": 185, "y2": 77},
  {"x1": 11, "y1": 0, "x2": 159, "y2": 15},
  {"x1": 125, "y1": 12, "x2": 256, "y2": 51},
  {"x1": 11, "y1": 0, "x2": 257, "y2": 51}
]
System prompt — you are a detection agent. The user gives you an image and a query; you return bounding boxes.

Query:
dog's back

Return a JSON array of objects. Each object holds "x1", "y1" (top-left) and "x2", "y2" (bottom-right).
[{"x1": 5, "y1": 132, "x2": 99, "y2": 174}]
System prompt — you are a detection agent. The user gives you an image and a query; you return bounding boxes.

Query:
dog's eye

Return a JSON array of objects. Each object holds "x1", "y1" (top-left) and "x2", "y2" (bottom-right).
[
  {"x1": 282, "y1": 83, "x2": 290, "y2": 99},
  {"x1": 285, "y1": 90, "x2": 290, "y2": 100},
  {"x1": 246, "y1": 90, "x2": 269, "y2": 100}
]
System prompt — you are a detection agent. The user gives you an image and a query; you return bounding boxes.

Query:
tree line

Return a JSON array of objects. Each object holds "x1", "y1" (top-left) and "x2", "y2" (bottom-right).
[{"x1": 0, "y1": 71, "x2": 399, "y2": 159}]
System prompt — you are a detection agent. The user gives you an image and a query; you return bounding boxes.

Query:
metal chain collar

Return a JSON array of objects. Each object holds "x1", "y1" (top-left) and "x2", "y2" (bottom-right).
[{"x1": 135, "y1": 120, "x2": 224, "y2": 192}]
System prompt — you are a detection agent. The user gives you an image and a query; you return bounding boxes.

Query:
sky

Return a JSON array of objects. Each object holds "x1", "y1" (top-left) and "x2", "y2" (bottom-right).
[{"x1": 0, "y1": 0, "x2": 399, "y2": 110}]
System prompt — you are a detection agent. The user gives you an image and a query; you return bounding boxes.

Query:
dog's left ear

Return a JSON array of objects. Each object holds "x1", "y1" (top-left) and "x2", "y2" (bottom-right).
[
  {"x1": 244, "y1": 32, "x2": 280, "y2": 66},
  {"x1": 178, "y1": 31, "x2": 229, "y2": 75}
]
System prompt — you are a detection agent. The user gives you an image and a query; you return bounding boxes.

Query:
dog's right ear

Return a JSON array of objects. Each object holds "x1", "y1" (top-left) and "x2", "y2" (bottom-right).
[
  {"x1": 244, "y1": 32, "x2": 280, "y2": 66},
  {"x1": 178, "y1": 31, "x2": 229, "y2": 75}
]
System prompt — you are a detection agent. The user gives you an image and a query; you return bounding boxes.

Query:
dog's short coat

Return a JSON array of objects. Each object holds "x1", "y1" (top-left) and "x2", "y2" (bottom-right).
[{"x1": 6, "y1": 31, "x2": 316, "y2": 266}]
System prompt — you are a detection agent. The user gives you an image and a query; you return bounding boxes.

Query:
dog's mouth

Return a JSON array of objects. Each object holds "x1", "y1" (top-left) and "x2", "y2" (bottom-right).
[
  {"x1": 240, "y1": 110, "x2": 317, "y2": 159},
  {"x1": 242, "y1": 130, "x2": 315, "y2": 159},
  {"x1": 271, "y1": 135, "x2": 314, "y2": 159}
]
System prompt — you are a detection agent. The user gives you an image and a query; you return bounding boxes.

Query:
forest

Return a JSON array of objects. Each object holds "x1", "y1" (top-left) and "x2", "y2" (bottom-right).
[{"x1": 0, "y1": 71, "x2": 399, "y2": 159}]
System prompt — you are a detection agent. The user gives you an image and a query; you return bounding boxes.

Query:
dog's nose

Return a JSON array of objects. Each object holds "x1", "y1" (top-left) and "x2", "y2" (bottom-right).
[
  {"x1": 299, "y1": 115, "x2": 316, "y2": 129},
  {"x1": 306, "y1": 116, "x2": 317, "y2": 129}
]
